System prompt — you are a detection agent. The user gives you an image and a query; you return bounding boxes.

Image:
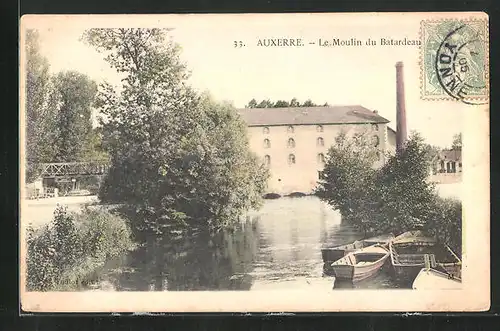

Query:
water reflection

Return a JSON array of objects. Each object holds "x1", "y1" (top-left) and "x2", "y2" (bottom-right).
[{"x1": 105, "y1": 196, "x2": 397, "y2": 291}]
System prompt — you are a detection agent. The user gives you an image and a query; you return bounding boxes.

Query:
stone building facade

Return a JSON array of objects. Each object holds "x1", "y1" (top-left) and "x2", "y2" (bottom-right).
[{"x1": 238, "y1": 106, "x2": 396, "y2": 195}]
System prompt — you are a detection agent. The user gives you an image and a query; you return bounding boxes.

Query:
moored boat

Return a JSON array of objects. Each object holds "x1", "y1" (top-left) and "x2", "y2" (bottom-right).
[
  {"x1": 389, "y1": 231, "x2": 461, "y2": 285},
  {"x1": 412, "y1": 267, "x2": 462, "y2": 290},
  {"x1": 321, "y1": 233, "x2": 394, "y2": 264},
  {"x1": 331, "y1": 244, "x2": 390, "y2": 282}
]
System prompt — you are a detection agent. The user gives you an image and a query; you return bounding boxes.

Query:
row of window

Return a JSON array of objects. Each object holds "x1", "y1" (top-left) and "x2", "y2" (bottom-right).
[
  {"x1": 263, "y1": 137, "x2": 324, "y2": 148},
  {"x1": 262, "y1": 124, "x2": 379, "y2": 134},
  {"x1": 264, "y1": 153, "x2": 326, "y2": 166},
  {"x1": 263, "y1": 135, "x2": 380, "y2": 148}
]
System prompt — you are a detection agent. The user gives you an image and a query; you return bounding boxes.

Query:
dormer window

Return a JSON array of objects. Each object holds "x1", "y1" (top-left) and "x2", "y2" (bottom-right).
[
  {"x1": 287, "y1": 125, "x2": 294, "y2": 134},
  {"x1": 263, "y1": 126, "x2": 270, "y2": 134}
]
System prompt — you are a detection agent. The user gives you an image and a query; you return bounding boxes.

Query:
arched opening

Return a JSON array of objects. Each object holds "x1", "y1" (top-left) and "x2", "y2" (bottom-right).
[
  {"x1": 288, "y1": 138, "x2": 295, "y2": 148},
  {"x1": 317, "y1": 137, "x2": 324, "y2": 147},
  {"x1": 317, "y1": 125, "x2": 324, "y2": 132},
  {"x1": 317, "y1": 153, "x2": 325, "y2": 164},
  {"x1": 263, "y1": 138, "x2": 271, "y2": 148},
  {"x1": 264, "y1": 155, "x2": 271, "y2": 166},
  {"x1": 263, "y1": 126, "x2": 270, "y2": 134},
  {"x1": 288, "y1": 154, "x2": 296, "y2": 165},
  {"x1": 287, "y1": 125, "x2": 294, "y2": 134}
]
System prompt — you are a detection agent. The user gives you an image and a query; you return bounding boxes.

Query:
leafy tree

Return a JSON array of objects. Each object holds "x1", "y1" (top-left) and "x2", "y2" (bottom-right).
[
  {"x1": 302, "y1": 99, "x2": 316, "y2": 107},
  {"x1": 374, "y1": 133, "x2": 437, "y2": 234},
  {"x1": 246, "y1": 98, "x2": 258, "y2": 108},
  {"x1": 245, "y1": 98, "x2": 328, "y2": 108},
  {"x1": 25, "y1": 30, "x2": 59, "y2": 181},
  {"x1": 424, "y1": 197, "x2": 462, "y2": 256},
  {"x1": 451, "y1": 133, "x2": 462, "y2": 151},
  {"x1": 315, "y1": 130, "x2": 379, "y2": 235},
  {"x1": 289, "y1": 98, "x2": 300, "y2": 107},
  {"x1": 273, "y1": 100, "x2": 290, "y2": 108},
  {"x1": 256, "y1": 99, "x2": 274, "y2": 108},
  {"x1": 52, "y1": 71, "x2": 98, "y2": 162},
  {"x1": 83, "y1": 28, "x2": 268, "y2": 234}
]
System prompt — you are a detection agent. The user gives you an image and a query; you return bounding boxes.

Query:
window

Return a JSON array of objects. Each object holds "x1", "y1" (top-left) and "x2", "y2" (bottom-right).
[
  {"x1": 288, "y1": 154, "x2": 296, "y2": 165},
  {"x1": 318, "y1": 171, "x2": 325, "y2": 180},
  {"x1": 317, "y1": 137, "x2": 324, "y2": 147},
  {"x1": 264, "y1": 139, "x2": 271, "y2": 148},
  {"x1": 372, "y1": 124, "x2": 379, "y2": 131},
  {"x1": 264, "y1": 155, "x2": 271, "y2": 166},
  {"x1": 317, "y1": 153, "x2": 325, "y2": 164},
  {"x1": 287, "y1": 125, "x2": 294, "y2": 133},
  {"x1": 263, "y1": 126, "x2": 270, "y2": 134},
  {"x1": 288, "y1": 138, "x2": 295, "y2": 148},
  {"x1": 317, "y1": 125, "x2": 324, "y2": 132},
  {"x1": 372, "y1": 135, "x2": 380, "y2": 147}
]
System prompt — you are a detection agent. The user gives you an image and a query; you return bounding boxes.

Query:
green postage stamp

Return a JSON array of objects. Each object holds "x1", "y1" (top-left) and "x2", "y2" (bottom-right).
[{"x1": 420, "y1": 19, "x2": 489, "y2": 104}]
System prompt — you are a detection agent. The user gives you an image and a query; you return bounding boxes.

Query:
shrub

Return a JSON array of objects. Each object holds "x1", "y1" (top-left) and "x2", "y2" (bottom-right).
[{"x1": 26, "y1": 205, "x2": 135, "y2": 291}]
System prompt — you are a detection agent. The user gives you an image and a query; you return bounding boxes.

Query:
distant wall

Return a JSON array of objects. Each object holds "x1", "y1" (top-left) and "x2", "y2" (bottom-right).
[{"x1": 429, "y1": 173, "x2": 462, "y2": 184}]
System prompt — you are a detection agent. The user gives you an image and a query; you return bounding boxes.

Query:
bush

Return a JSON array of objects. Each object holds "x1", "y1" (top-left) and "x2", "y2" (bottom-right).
[
  {"x1": 316, "y1": 131, "x2": 462, "y2": 254},
  {"x1": 26, "y1": 205, "x2": 135, "y2": 291}
]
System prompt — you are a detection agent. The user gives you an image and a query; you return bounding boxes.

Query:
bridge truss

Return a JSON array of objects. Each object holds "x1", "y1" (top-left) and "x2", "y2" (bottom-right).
[{"x1": 38, "y1": 162, "x2": 110, "y2": 178}]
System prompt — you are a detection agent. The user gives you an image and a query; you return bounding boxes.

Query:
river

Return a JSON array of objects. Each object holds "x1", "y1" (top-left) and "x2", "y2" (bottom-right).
[
  {"x1": 24, "y1": 183, "x2": 461, "y2": 291},
  {"x1": 99, "y1": 196, "x2": 401, "y2": 291}
]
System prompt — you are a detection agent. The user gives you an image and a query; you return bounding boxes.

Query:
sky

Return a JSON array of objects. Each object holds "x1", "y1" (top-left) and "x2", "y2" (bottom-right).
[{"x1": 21, "y1": 13, "x2": 475, "y2": 148}]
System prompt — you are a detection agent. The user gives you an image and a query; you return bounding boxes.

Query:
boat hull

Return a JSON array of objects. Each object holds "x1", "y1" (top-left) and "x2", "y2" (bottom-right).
[
  {"x1": 333, "y1": 255, "x2": 388, "y2": 282},
  {"x1": 412, "y1": 268, "x2": 462, "y2": 290},
  {"x1": 332, "y1": 246, "x2": 389, "y2": 283}
]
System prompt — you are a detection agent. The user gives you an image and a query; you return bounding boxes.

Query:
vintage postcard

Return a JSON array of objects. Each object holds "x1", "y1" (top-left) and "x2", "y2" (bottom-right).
[{"x1": 19, "y1": 13, "x2": 490, "y2": 312}]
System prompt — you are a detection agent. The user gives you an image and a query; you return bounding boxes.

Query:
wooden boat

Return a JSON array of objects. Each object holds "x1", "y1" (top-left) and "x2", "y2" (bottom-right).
[
  {"x1": 389, "y1": 231, "x2": 461, "y2": 284},
  {"x1": 331, "y1": 244, "x2": 390, "y2": 282},
  {"x1": 321, "y1": 233, "x2": 394, "y2": 264},
  {"x1": 412, "y1": 267, "x2": 462, "y2": 290}
]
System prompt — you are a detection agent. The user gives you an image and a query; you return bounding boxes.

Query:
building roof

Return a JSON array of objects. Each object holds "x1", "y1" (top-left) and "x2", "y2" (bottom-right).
[{"x1": 237, "y1": 105, "x2": 390, "y2": 126}]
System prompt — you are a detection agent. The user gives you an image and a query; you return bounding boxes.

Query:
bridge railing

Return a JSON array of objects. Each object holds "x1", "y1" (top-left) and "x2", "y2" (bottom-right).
[{"x1": 38, "y1": 162, "x2": 110, "y2": 177}]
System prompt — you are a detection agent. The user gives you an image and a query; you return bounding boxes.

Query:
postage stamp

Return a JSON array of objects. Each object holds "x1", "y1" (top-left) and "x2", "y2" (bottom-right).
[{"x1": 420, "y1": 19, "x2": 489, "y2": 104}]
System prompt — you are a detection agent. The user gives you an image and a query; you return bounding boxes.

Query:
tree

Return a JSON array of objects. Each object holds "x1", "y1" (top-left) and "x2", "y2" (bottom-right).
[
  {"x1": 246, "y1": 98, "x2": 258, "y2": 108},
  {"x1": 451, "y1": 133, "x2": 462, "y2": 151},
  {"x1": 83, "y1": 28, "x2": 268, "y2": 233},
  {"x1": 244, "y1": 98, "x2": 329, "y2": 108},
  {"x1": 302, "y1": 99, "x2": 316, "y2": 107},
  {"x1": 25, "y1": 30, "x2": 59, "y2": 181},
  {"x1": 273, "y1": 100, "x2": 290, "y2": 108},
  {"x1": 315, "y1": 130, "x2": 379, "y2": 235},
  {"x1": 289, "y1": 98, "x2": 300, "y2": 107},
  {"x1": 256, "y1": 99, "x2": 274, "y2": 108},
  {"x1": 52, "y1": 71, "x2": 98, "y2": 162},
  {"x1": 374, "y1": 133, "x2": 437, "y2": 234}
]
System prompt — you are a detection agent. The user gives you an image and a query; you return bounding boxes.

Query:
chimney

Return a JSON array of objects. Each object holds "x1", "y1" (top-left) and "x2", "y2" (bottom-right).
[{"x1": 396, "y1": 61, "x2": 407, "y2": 153}]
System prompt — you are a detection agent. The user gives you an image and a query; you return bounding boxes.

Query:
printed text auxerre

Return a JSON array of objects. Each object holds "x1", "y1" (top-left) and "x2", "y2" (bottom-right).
[{"x1": 256, "y1": 38, "x2": 421, "y2": 47}]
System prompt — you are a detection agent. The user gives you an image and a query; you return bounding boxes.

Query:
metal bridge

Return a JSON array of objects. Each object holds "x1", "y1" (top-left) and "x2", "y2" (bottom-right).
[{"x1": 37, "y1": 162, "x2": 110, "y2": 178}]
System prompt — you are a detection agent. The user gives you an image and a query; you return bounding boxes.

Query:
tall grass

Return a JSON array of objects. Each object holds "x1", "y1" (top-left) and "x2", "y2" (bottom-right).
[{"x1": 26, "y1": 206, "x2": 135, "y2": 291}]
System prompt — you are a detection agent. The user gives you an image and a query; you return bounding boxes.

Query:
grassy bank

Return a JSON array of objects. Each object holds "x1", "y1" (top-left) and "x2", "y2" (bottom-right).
[{"x1": 26, "y1": 205, "x2": 135, "y2": 291}]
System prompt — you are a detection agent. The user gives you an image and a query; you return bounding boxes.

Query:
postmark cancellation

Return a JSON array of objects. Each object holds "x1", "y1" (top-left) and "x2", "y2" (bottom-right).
[{"x1": 420, "y1": 19, "x2": 489, "y2": 104}]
